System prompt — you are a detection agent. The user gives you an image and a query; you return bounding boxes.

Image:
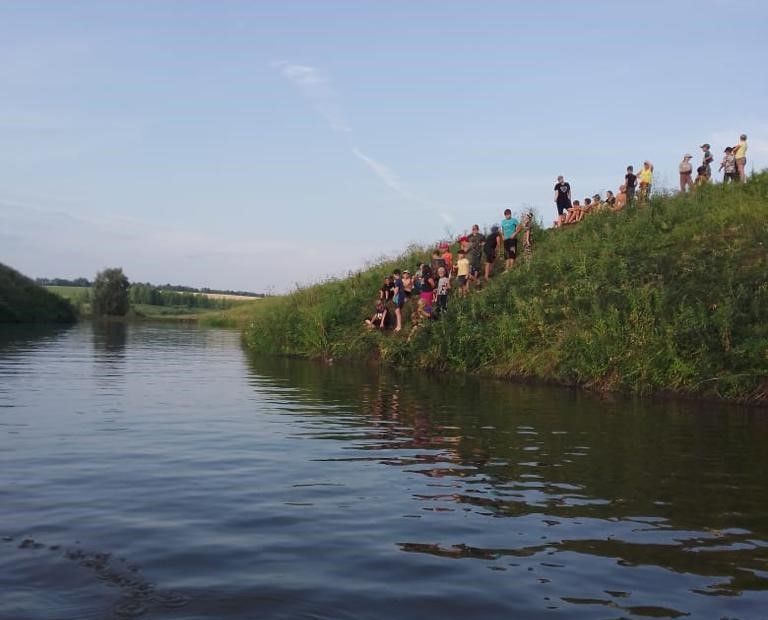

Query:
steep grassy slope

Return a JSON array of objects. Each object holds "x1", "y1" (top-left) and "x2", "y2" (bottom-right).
[
  {"x1": 241, "y1": 174, "x2": 768, "y2": 403},
  {"x1": 0, "y1": 263, "x2": 77, "y2": 323}
]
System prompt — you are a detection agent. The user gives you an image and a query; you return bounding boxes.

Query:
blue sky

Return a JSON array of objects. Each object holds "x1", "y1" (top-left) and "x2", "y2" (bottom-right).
[{"x1": 1, "y1": 0, "x2": 766, "y2": 292}]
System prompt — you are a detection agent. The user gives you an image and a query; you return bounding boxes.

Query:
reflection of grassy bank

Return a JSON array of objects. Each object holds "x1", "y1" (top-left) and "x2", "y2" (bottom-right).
[{"x1": 241, "y1": 173, "x2": 768, "y2": 403}]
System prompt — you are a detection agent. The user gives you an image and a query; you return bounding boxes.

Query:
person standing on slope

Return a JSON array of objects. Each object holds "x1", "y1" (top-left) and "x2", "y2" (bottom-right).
[{"x1": 553, "y1": 175, "x2": 572, "y2": 227}]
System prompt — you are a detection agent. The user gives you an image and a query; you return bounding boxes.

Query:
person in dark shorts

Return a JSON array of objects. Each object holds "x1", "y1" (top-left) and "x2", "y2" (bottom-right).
[
  {"x1": 365, "y1": 300, "x2": 388, "y2": 330},
  {"x1": 467, "y1": 224, "x2": 485, "y2": 284},
  {"x1": 392, "y1": 269, "x2": 405, "y2": 332},
  {"x1": 553, "y1": 175, "x2": 572, "y2": 226},
  {"x1": 625, "y1": 166, "x2": 637, "y2": 205},
  {"x1": 500, "y1": 208, "x2": 520, "y2": 270},
  {"x1": 483, "y1": 225, "x2": 500, "y2": 280}
]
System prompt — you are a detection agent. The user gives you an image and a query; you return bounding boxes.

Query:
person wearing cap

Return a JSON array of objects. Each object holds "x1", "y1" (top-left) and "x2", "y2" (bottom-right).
[
  {"x1": 720, "y1": 147, "x2": 738, "y2": 183},
  {"x1": 679, "y1": 154, "x2": 694, "y2": 192},
  {"x1": 638, "y1": 161, "x2": 654, "y2": 204},
  {"x1": 700, "y1": 144, "x2": 714, "y2": 179},
  {"x1": 733, "y1": 134, "x2": 748, "y2": 182},
  {"x1": 466, "y1": 224, "x2": 485, "y2": 285}
]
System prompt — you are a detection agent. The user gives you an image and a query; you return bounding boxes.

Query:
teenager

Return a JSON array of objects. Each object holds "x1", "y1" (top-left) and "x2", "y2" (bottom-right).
[
  {"x1": 553, "y1": 175, "x2": 572, "y2": 226},
  {"x1": 500, "y1": 208, "x2": 520, "y2": 270}
]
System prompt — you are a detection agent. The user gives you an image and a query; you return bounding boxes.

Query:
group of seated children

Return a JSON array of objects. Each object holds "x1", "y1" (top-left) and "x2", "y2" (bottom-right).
[{"x1": 365, "y1": 210, "x2": 534, "y2": 334}]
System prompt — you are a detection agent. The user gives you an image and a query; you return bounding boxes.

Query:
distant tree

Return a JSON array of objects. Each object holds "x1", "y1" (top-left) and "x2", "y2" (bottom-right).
[{"x1": 92, "y1": 268, "x2": 130, "y2": 316}]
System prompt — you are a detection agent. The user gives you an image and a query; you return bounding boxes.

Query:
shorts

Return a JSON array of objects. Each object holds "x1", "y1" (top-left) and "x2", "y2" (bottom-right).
[
  {"x1": 457, "y1": 275, "x2": 467, "y2": 287},
  {"x1": 556, "y1": 202, "x2": 570, "y2": 215},
  {"x1": 503, "y1": 238, "x2": 517, "y2": 259},
  {"x1": 484, "y1": 251, "x2": 496, "y2": 264},
  {"x1": 393, "y1": 294, "x2": 405, "y2": 309}
]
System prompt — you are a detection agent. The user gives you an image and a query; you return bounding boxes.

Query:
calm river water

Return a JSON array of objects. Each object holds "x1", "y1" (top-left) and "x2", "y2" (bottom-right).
[{"x1": 1, "y1": 322, "x2": 767, "y2": 619}]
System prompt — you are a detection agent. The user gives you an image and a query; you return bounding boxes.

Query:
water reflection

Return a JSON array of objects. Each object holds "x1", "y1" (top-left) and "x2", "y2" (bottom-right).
[{"x1": 246, "y1": 354, "x2": 768, "y2": 607}]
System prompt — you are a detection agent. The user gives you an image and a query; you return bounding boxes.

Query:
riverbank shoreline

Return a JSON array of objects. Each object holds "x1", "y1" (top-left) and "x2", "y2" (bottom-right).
[{"x1": 238, "y1": 174, "x2": 768, "y2": 406}]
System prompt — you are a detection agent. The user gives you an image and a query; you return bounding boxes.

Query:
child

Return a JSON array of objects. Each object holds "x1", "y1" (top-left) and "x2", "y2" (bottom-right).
[
  {"x1": 435, "y1": 266, "x2": 450, "y2": 315},
  {"x1": 605, "y1": 190, "x2": 616, "y2": 208},
  {"x1": 456, "y1": 249, "x2": 470, "y2": 295},
  {"x1": 694, "y1": 165, "x2": 709, "y2": 188},
  {"x1": 379, "y1": 276, "x2": 393, "y2": 302},
  {"x1": 720, "y1": 147, "x2": 738, "y2": 183},
  {"x1": 392, "y1": 269, "x2": 405, "y2": 332},
  {"x1": 365, "y1": 300, "x2": 388, "y2": 330},
  {"x1": 625, "y1": 166, "x2": 637, "y2": 205}
]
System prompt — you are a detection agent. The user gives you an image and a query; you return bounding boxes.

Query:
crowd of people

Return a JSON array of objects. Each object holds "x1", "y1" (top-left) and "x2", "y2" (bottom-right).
[
  {"x1": 554, "y1": 133, "x2": 749, "y2": 228},
  {"x1": 365, "y1": 133, "x2": 750, "y2": 336},
  {"x1": 365, "y1": 208, "x2": 534, "y2": 335}
]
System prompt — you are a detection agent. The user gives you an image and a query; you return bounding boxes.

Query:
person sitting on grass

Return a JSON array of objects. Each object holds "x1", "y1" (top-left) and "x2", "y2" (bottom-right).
[
  {"x1": 407, "y1": 298, "x2": 431, "y2": 341},
  {"x1": 613, "y1": 186, "x2": 628, "y2": 211},
  {"x1": 456, "y1": 249, "x2": 470, "y2": 295},
  {"x1": 365, "y1": 300, "x2": 389, "y2": 331},
  {"x1": 401, "y1": 269, "x2": 413, "y2": 299},
  {"x1": 605, "y1": 190, "x2": 616, "y2": 209},
  {"x1": 563, "y1": 199, "x2": 581, "y2": 224},
  {"x1": 379, "y1": 276, "x2": 393, "y2": 302},
  {"x1": 694, "y1": 165, "x2": 709, "y2": 188}
]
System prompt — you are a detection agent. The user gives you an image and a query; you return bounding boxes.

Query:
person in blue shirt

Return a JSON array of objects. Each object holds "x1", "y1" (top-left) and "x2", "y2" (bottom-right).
[{"x1": 500, "y1": 208, "x2": 521, "y2": 271}]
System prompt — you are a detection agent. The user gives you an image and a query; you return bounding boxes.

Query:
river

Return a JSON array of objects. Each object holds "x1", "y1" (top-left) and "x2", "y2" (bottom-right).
[{"x1": 1, "y1": 322, "x2": 766, "y2": 619}]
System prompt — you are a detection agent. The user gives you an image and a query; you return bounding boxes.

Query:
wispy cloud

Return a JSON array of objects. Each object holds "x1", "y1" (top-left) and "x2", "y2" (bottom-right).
[
  {"x1": 273, "y1": 61, "x2": 455, "y2": 225},
  {"x1": 351, "y1": 148, "x2": 406, "y2": 194},
  {"x1": 273, "y1": 61, "x2": 351, "y2": 133}
]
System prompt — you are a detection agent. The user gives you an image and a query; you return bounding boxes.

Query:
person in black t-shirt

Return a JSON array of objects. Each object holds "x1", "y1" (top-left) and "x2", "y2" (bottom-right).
[
  {"x1": 483, "y1": 225, "x2": 500, "y2": 280},
  {"x1": 625, "y1": 166, "x2": 637, "y2": 205},
  {"x1": 379, "y1": 276, "x2": 393, "y2": 302},
  {"x1": 553, "y1": 175, "x2": 572, "y2": 226}
]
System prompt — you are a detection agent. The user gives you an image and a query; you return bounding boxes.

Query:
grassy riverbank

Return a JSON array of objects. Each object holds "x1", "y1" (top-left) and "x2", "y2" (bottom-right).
[
  {"x1": 0, "y1": 264, "x2": 77, "y2": 323},
  {"x1": 245, "y1": 174, "x2": 768, "y2": 402}
]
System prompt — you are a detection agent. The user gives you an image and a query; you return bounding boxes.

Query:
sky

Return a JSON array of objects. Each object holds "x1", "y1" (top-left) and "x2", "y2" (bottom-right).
[{"x1": 1, "y1": 0, "x2": 766, "y2": 292}]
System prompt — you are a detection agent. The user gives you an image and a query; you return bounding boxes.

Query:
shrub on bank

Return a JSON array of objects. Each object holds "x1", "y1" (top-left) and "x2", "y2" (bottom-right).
[{"x1": 243, "y1": 174, "x2": 768, "y2": 403}]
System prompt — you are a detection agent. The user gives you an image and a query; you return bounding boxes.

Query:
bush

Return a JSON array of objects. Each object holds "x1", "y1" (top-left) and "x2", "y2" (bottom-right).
[{"x1": 92, "y1": 268, "x2": 130, "y2": 317}]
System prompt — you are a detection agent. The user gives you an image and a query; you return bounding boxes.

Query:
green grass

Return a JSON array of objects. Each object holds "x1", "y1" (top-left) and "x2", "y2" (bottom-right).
[
  {"x1": 239, "y1": 173, "x2": 768, "y2": 404},
  {"x1": 1, "y1": 265, "x2": 77, "y2": 323}
]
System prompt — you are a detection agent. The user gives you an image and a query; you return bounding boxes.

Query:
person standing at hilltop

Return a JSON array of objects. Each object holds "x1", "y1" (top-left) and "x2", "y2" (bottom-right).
[
  {"x1": 733, "y1": 134, "x2": 748, "y2": 182},
  {"x1": 500, "y1": 208, "x2": 520, "y2": 271},
  {"x1": 553, "y1": 175, "x2": 572, "y2": 226},
  {"x1": 638, "y1": 161, "x2": 654, "y2": 204},
  {"x1": 679, "y1": 154, "x2": 694, "y2": 192},
  {"x1": 720, "y1": 147, "x2": 738, "y2": 183},
  {"x1": 700, "y1": 143, "x2": 714, "y2": 179},
  {"x1": 624, "y1": 166, "x2": 637, "y2": 205}
]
